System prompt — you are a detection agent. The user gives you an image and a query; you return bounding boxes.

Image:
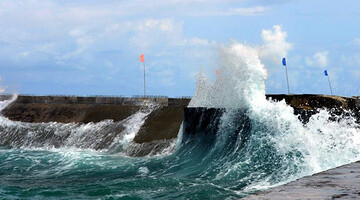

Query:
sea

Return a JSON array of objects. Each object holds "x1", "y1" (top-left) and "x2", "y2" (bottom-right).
[{"x1": 0, "y1": 42, "x2": 359, "y2": 199}]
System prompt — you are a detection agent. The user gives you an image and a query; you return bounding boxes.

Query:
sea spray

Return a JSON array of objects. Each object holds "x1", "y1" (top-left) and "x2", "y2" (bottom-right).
[
  {"x1": 0, "y1": 100, "x2": 159, "y2": 156},
  {"x1": 189, "y1": 43, "x2": 267, "y2": 108},
  {"x1": 0, "y1": 93, "x2": 17, "y2": 111},
  {"x1": 187, "y1": 41, "x2": 360, "y2": 192},
  {"x1": 0, "y1": 42, "x2": 359, "y2": 199}
]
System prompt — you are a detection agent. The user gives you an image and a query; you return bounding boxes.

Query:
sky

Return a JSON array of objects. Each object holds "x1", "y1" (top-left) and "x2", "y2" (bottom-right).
[{"x1": 0, "y1": 0, "x2": 359, "y2": 97}]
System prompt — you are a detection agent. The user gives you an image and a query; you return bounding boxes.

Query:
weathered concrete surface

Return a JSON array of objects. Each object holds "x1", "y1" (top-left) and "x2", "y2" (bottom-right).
[
  {"x1": 6, "y1": 95, "x2": 190, "y2": 107},
  {"x1": 0, "y1": 95, "x2": 191, "y2": 147},
  {"x1": 3, "y1": 94, "x2": 358, "y2": 123},
  {"x1": 265, "y1": 94, "x2": 360, "y2": 110},
  {"x1": 1, "y1": 96, "x2": 191, "y2": 124},
  {"x1": 243, "y1": 161, "x2": 360, "y2": 200},
  {"x1": 1, "y1": 94, "x2": 359, "y2": 146},
  {"x1": 2, "y1": 103, "x2": 140, "y2": 123},
  {"x1": 133, "y1": 106, "x2": 185, "y2": 143}
]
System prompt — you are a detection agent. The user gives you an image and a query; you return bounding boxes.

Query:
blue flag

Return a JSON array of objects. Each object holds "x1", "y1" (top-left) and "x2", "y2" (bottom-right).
[
  {"x1": 282, "y1": 58, "x2": 286, "y2": 66},
  {"x1": 324, "y1": 70, "x2": 328, "y2": 76}
]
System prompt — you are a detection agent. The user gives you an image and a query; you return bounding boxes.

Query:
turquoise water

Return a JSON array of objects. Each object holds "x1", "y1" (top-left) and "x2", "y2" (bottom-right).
[
  {"x1": 1, "y1": 42, "x2": 359, "y2": 199},
  {"x1": 0, "y1": 145, "x2": 246, "y2": 199},
  {"x1": 0, "y1": 109, "x2": 301, "y2": 199},
  {"x1": 2, "y1": 149, "x2": 236, "y2": 199},
  {"x1": 1, "y1": 108, "x2": 359, "y2": 200}
]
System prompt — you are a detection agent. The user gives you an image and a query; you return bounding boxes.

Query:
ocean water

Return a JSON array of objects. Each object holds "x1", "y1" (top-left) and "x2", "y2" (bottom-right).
[{"x1": 0, "y1": 42, "x2": 359, "y2": 200}]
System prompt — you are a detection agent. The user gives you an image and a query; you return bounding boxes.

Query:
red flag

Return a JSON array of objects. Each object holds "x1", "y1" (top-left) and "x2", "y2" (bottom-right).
[
  {"x1": 216, "y1": 70, "x2": 219, "y2": 76},
  {"x1": 140, "y1": 54, "x2": 144, "y2": 63}
]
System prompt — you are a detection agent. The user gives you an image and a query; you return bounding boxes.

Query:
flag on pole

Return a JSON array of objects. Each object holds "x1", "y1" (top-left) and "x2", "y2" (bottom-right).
[
  {"x1": 282, "y1": 57, "x2": 290, "y2": 94},
  {"x1": 324, "y1": 69, "x2": 333, "y2": 95},
  {"x1": 140, "y1": 54, "x2": 146, "y2": 97}
]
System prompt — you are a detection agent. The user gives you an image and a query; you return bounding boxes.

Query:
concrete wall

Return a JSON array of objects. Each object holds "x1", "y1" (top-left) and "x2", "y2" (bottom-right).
[
  {"x1": 0, "y1": 95, "x2": 191, "y2": 148},
  {"x1": 244, "y1": 161, "x2": 360, "y2": 199},
  {"x1": 265, "y1": 94, "x2": 360, "y2": 110},
  {"x1": 1, "y1": 94, "x2": 359, "y2": 147},
  {"x1": 7, "y1": 95, "x2": 192, "y2": 107}
]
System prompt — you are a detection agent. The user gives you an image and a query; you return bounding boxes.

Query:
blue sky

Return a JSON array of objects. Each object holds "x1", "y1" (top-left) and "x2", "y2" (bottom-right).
[{"x1": 0, "y1": 0, "x2": 359, "y2": 97}]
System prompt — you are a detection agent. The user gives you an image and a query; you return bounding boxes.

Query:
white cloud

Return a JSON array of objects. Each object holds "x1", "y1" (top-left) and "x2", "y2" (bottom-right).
[
  {"x1": 223, "y1": 6, "x2": 269, "y2": 16},
  {"x1": 0, "y1": 0, "x2": 272, "y2": 91},
  {"x1": 341, "y1": 53, "x2": 360, "y2": 67},
  {"x1": 136, "y1": 19, "x2": 176, "y2": 33},
  {"x1": 351, "y1": 69, "x2": 360, "y2": 79},
  {"x1": 58, "y1": 31, "x2": 95, "y2": 65},
  {"x1": 189, "y1": 6, "x2": 270, "y2": 17},
  {"x1": 260, "y1": 25, "x2": 293, "y2": 62},
  {"x1": 189, "y1": 38, "x2": 209, "y2": 46},
  {"x1": 0, "y1": 1, "x2": 268, "y2": 60},
  {"x1": 305, "y1": 51, "x2": 329, "y2": 68},
  {"x1": 68, "y1": 29, "x2": 85, "y2": 37},
  {"x1": 130, "y1": 19, "x2": 184, "y2": 52},
  {"x1": 18, "y1": 51, "x2": 30, "y2": 57},
  {"x1": 354, "y1": 38, "x2": 360, "y2": 45}
]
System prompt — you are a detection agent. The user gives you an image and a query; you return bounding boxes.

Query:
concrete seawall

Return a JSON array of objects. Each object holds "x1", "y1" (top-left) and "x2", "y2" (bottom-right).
[
  {"x1": 244, "y1": 161, "x2": 360, "y2": 199},
  {"x1": 1, "y1": 94, "x2": 359, "y2": 195},
  {"x1": 1, "y1": 94, "x2": 359, "y2": 146},
  {"x1": 1, "y1": 95, "x2": 191, "y2": 153}
]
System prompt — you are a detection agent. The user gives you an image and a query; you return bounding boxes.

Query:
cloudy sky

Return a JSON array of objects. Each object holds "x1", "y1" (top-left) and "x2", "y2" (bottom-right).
[{"x1": 0, "y1": 0, "x2": 359, "y2": 97}]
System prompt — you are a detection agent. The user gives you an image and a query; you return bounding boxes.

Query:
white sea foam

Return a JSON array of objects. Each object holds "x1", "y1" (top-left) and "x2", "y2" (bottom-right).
[
  {"x1": 0, "y1": 94, "x2": 18, "y2": 112},
  {"x1": 189, "y1": 43, "x2": 267, "y2": 108},
  {"x1": 0, "y1": 98, "x2": 159, "y2": 155},
  {"x1": 189, "y1": 41, "x2": 360, "y2": 191},
  {"x1": 108, "y1": 102, "x2": 159, "y2": 154}
]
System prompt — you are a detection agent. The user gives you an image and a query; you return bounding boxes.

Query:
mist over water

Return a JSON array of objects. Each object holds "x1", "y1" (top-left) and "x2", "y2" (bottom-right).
[{"x1": 0, "y1": 42, "x2": 359, "y2": 199}]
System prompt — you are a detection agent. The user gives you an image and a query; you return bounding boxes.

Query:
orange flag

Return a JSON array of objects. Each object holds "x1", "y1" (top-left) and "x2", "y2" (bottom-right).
[{"x1": 140, "y1": 54, "x2": 144, "y2": 63}]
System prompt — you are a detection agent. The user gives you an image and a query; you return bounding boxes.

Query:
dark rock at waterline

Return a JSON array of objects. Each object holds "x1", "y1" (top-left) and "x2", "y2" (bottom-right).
[{"x1": 0, "y1": 95, "x2": 359, "y2": 149}]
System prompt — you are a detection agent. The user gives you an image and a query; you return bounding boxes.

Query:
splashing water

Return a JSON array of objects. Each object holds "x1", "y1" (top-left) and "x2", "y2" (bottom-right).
[
  {"x1": 188, "y1": 42, "x2": 360, "y2": 191},
  {"x1": 0, "y1": 94, "x2": 17, "y2": 111},
  {"x1": 0, "y1": 99, "x2": 159, "y2": 156},
  {"x1": 189, "y1": 43, "x2": 267, "y2": 108},
  {"x1": 0, "y1": 42, "x2": 359, "y2": 199}
]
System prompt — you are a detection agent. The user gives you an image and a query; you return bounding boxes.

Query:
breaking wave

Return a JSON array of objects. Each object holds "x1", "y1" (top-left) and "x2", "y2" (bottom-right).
[
  {"x1": 0, "y1": 42, "x2": 359, "y2": 199},
  {"x1": 185, "y1": 42, "x2": 360, "y2": 192},
  {"x1": 0, "y1": 99, "x2": 169, "y2": 157}
]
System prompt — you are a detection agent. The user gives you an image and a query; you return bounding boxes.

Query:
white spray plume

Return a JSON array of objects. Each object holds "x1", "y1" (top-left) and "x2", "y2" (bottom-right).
[
  {"x1": 189, "y1": 40, "x2": 360, "y2": 191},
  {"x1": 189, "y1": 42, "x2": 267, "y2": 108}
]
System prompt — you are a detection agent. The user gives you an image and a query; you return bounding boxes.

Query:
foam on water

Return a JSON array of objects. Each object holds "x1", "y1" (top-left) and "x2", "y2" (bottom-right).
[
  {"x1": 0, "y1": 98, "x2": 159, "y2": 156},
  {"x1": 0, "y1": 42, "x2": 359, "y2": 199},
  {"x1": 188, "y1": 42, "x2": 360, "y2": 191},
  {"x1": 0, "y1": 94, "x2": 17, "y2": 110}
]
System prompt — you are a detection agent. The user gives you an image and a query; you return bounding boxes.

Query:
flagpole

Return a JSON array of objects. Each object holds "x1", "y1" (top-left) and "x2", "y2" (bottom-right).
[
  {"x1": 285, "y1": 65, "x2": 290, "y2": 95},
  {"x1": 143, "y1": 61, "x2": 146, "y2": 98},
  {"x1": 327, "y1": 75, "x2": 333, "y2": 95}
]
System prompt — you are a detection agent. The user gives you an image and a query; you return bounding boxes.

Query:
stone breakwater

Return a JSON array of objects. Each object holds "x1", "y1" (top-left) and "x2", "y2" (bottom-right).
[{"x1": 1, "y1": 94, "x2": 359, "y2": 146}]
